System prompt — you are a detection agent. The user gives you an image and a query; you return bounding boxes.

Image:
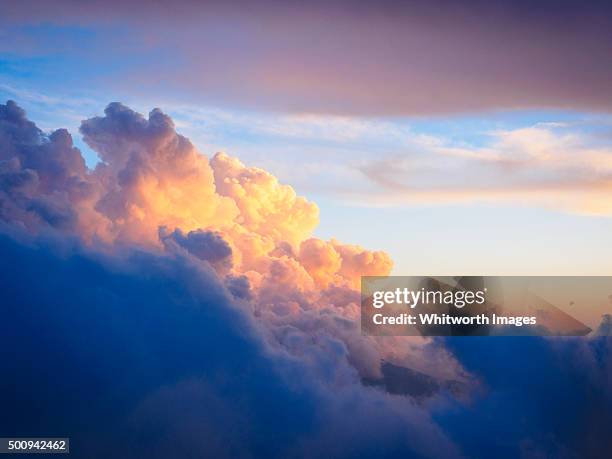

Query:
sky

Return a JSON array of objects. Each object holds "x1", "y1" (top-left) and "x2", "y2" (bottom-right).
[
  {"x1": 3, "y1": 0, "x2": 612, "y2": 275},
  {"x1": 2, "y1": 2, "x2": 612, "y2": 458}
]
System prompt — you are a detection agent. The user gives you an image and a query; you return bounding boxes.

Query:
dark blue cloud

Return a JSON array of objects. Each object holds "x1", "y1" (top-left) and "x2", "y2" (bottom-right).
[
  {"x1": 0, "y1": 229, "x2": 456, "y2": 459},
  {"x1": 1, "y1": 224, "x2": 611, "y2": 459},
  {"x1": 160, "y1": 227, "x2": 233, "y2": 273},
  {"x1": 434, "y1": 336, "x2": 612, "y2": 459},
  {"x1": 0, "y1": 229, "x2": 314, "y2": 458}
]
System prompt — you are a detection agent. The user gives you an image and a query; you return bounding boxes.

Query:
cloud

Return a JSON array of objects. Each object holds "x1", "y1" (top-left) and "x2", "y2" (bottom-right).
[
  {"x1": 2, "y1": 100, "x2": 612, "y2": 458},
  {"x1": 3, "y1": 1, "x2": 612, "y2": 115},
  {"x1": 437, "y1": 336, "x2": 612, "y2": 458},
  {"x1": 0, "y1": 100, "x2": 96, "y2": 232},
  {"x1": 159, "y1": 227, "x2": 233, "y2": 274},
  {"x1": 0, "y1": 99, "x2": 440, "y2": 396},
  {"x1": 210, "y1": 151, "x2": 319, "y2": 246},
  {"x1": 298, "y1": 238, "x2": 393, "y2": 290},
  {"x1": 358, "y1": 124, "x2": 612, "y2": 215},
  {"x1": 79, "y1": 102, "x2": 239, "y2": 242},
  {"x1": 594, "y1": 314, "x2": 612, "y2": 336},
  {"x1": 0, "y1": 228, "x2": 460, "y2": 459}
]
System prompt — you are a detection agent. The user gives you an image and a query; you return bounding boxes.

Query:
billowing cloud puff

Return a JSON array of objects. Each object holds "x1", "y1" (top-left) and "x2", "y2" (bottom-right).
[
  {"x1": 210, "y1": 152, "x2": 319, "y2": 245},
  {"x1": 160, "y1": 227, "x2": 233, "y2": 274},
  {"x1": 80, "y1": 102, "x2": 239, "y2": 242},
  {"x1": 297, "y1": 238, "x2": 392, "y2": 290},
  {"x1": 0, "y1": 100, "x2": 93, "y2": 232},
  {"x1": 0, "y1": 99, "x2": 419, "y2": 391},
  {"x1": 331, "y1": 239, "x2": 394, "y2": 289},
  {"x1": 298, "y1": 238, "x2": 343, "y2": 288}
]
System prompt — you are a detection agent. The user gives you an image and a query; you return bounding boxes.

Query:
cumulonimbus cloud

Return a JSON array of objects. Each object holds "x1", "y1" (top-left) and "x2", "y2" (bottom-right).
[
  {"x1": 1, "y1": 100, "x2": 611, "y2": 458},
  {"x1": 3, "y1": 100, "x2": 455, "y2": 386},
  {"x1": 0, "y1": 99, "x2": 466, "y2": 458}
]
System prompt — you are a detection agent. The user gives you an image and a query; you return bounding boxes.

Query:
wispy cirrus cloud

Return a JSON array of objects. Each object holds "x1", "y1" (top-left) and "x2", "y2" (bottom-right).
[{"x1": 351, "y1": 122, "x2": 612, "y2": 215}]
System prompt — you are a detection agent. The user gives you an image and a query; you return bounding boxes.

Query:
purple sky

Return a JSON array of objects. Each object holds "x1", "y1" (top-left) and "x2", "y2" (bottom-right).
[{"x1": 2, "y1": 0, "x2": 612, "y2": 115}]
